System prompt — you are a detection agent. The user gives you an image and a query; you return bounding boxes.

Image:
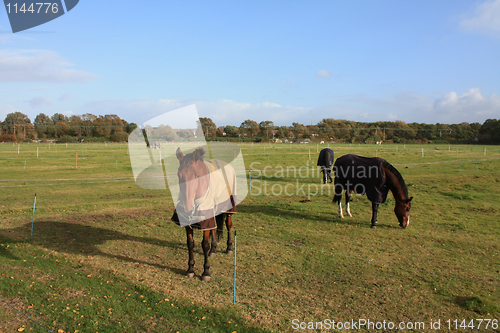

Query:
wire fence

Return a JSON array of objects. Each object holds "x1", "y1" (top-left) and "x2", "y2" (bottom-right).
[{"x1": 0, "y1": 296, "x2": 53, "y2": 333}]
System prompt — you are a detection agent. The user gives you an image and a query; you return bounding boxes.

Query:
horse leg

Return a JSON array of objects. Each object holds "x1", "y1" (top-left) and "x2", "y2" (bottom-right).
[
  {"x1": 201, "y1": 230, "x2": 211, "y2": 281},
  {"x1": 209, "y1": 228, "x2": 217, "y2": 257},
  {"x1": 186, "y1": 228, "x2": 195, "y2": 278},
  {"x1": 345, "y1": 191, "x2": 352, "y2": 217},
  {"x1": 371, "y1": 202, "x2": 379, "y2": 229},
  {"x1": 328, "y1": 169, "x2": 333, "y2": 183},
  {"x1": 322, "y1": 170, "x2": 326, "y2": 184},
  {"x1": 226, "y1": 214, "x2": 233, "y2": 254},
  {"x1": 337, "y1": 197, "x2": 344, "y2": 218}
]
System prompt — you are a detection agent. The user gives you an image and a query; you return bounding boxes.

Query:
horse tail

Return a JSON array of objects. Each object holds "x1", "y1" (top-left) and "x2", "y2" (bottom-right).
[{"x1": 216, "y1": 214, "x2": 225, "y2": 241}]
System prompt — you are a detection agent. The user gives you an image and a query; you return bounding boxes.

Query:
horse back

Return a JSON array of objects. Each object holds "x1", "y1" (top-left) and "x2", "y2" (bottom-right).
[
  {"x1": 333, "y1": 154, "x2": 389, "y2": 203},
  {"x1": 317, "y1": 148, "x2": 334, "y2": 167}
]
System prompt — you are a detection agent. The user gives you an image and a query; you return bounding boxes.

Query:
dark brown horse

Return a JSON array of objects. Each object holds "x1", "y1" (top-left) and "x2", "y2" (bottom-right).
[
  {"x1": 172, "y1": 147, "x2": 236, "y2": 281},
  {"x1": 332, "y1": 154, "x2": 412, "y2": 229}
]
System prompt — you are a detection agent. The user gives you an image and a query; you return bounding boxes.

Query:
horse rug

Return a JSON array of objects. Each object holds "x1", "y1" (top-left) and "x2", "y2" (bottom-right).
[
  {"x1": 172, "y1": 159, "x2": 237, "y2": 230},
  {"x1": 317, "y1": 148, "x2": 334, "y2": 170},
  {"x1": 333, "y1": 154, "x2": 389, "y2": 204}
]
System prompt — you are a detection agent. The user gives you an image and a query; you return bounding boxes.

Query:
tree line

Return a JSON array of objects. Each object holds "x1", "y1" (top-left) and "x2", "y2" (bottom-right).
[
  {"x1": 200, "y1": 117, "x2": 500, "y2": 144},
  {"x1": 0, "y1": 112, "x2": 138, "y2": 143},
  {"x1": 1, "y1": 111, "x2": 499, "y2": 144}
]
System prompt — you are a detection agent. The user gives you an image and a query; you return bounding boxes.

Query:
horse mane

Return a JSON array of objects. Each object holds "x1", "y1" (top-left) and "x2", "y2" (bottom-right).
[{"x1": 382, "y1": 160, "x2": 408, "y2": 199}]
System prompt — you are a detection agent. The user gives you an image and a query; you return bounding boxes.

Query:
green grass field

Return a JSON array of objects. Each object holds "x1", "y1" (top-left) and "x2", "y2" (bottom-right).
[{"x1": 1, "y1": 142, "x2": 499, "y2": 332}]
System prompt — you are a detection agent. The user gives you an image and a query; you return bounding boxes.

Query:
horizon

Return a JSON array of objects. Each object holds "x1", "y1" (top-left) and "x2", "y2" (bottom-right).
[{"x1": 1, "y1": 1, "x2": 500, "y2": 127}]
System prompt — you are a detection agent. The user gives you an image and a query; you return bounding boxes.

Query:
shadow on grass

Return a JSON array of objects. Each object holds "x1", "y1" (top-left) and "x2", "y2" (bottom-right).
[
  {"x1": 455, "y1": 296, "x2": 499, "y2": 315},
  {"x1": 1, "y1": 221, "x2": 187, "y2": 276},
  {"x1": 238, "y1": 203, "x2": 399, "y2": 229}
]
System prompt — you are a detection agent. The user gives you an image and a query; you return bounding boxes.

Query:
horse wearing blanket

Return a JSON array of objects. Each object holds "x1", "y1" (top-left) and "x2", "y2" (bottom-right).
[
  {"x1": 171, "y1": 148, "x2": 237, "y2": 281},
  {"x1": 317, "y1": 148, "x2": 334, "y2": 184},
  {"x1": 333, "y1": 154, "x2": 412, "y2": 229}
]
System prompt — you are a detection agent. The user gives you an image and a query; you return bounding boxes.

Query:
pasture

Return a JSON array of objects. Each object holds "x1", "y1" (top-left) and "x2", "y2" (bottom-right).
[{"x1": 0, "y1": 142, "x2": 499, "y2": 332}]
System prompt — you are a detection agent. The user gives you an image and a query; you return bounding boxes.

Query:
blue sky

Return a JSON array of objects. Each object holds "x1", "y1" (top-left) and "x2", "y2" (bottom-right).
[{"x1": 1, "y1": 0, "x2": 500, "y2": 127}]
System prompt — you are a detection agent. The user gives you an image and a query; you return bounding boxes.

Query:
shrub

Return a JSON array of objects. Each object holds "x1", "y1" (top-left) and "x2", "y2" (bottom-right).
[
  {"x1": 57, "y1": 135, "x2": 78, "y2": 143},
  {"x1": 0, "y1": 134, "x2": 17, "y2": 142},
  {"x1": 110, "y1": 132, "x2": 129, "y2": 142}
]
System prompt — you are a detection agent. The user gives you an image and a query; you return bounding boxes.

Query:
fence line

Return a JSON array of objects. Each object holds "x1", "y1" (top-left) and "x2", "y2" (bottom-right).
[
  {"x1": 0, "y1": 179, "x2": 134, "y2": 188},
  {"x1": 0, "y1": 296, "x2": 53, "y2": 333},
  {"x1": 1, "y1": 158, "x2": 498, "y2": 188}
]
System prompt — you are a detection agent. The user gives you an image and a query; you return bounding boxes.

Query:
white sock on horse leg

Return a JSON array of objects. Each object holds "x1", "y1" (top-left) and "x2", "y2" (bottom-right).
[
  {"x1": 346, "y1": 202, "x2": 352, "y2": 217},
  {"x1": 338, "y1": 202, "x2": 344, "y2": 218}
]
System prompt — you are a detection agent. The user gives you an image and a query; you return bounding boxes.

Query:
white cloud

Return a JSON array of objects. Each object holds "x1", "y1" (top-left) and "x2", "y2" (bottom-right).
[
  {"x1": 0, "y1": 50, "x2": 98, "y2": 83},
  {"x1": 81, "y1": 98, "x2": 311, "y2": 126},
  {"x1": 72, "y1": 89, "x2": 500, "y2": 128},
  {"x1": 460, "y1": 0, "x2": 500, "y2": 36},
  {"x1": 316, "y1": 70, "x2": 332, "y2": 78},
  {"x1": 433, "y1": 88, "x2": 500, "y2": 120},
  {"x1": 318, "y1": 89, "x2": 500, "y2": 124},
  {"x1": 27, "y1": 86, "x2": 52, "y2": 91},
  {"x1": 58, "y1": 93, "x2": 73, "y2": 101},
  {"x1": 0, "y1": 104, "x2": 18, "y2": 122},
  {"x1": 0, "y1": 35, "x2": 32, "y2": 44},
  {"x1": 28, "y1": 96, "x2": 53, "y2": 107}
]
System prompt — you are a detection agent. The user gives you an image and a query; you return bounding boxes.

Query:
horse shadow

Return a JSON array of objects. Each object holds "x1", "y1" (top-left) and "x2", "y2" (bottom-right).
[
  {"x1": 238, "y1": 203, "x2": 398, "y2": 229},
  {"x1": 0, "y1": 221, "x2": 186, "y2": 276}
]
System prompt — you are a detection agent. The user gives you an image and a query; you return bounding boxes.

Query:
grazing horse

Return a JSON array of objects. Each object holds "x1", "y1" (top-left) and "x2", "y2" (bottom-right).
[
  {"x1": 332, "y1": 154, "x2": 412, "y2": 229},
  {"x1": 317, "y1": 148, "x2": 334, "y2": 184},
  {"x1": 171, "y1": 148, "x2": 236, "y2": 281}
]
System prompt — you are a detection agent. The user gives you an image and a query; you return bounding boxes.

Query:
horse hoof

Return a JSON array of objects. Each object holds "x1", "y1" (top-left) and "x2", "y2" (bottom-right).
[
  {"x1": 370, "y1": 225, "x2": 377, "y2": 229},
  {"x1": 227, "y1": 250, "x2": 233, "y2": 255},
  {"x1": 209, "y1": 252, "x2": 217, "y2": 257},
  {"x1": 186, "y1": 272, "x2": 195, "y2": 278},
  {"x1": 201, "y1": 275, "x2": 211, "y2": 282}
]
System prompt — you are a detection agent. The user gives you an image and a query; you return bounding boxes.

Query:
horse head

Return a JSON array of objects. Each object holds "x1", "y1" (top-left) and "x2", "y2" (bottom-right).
[
  {"x1": 394, "y1": 197, "x2": 412, "y2": 228},
  {"x1": 176, "y1": 147, "x2": 209, "y2": 218}
]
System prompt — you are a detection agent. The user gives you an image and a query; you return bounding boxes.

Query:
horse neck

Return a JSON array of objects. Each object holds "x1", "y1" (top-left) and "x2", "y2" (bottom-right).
[
  {"x1": 384, "y1": 167, "x2": 407, "y2": 203},
  {"x1": 194, "y1": 161, "x2": 210, "y2": 200}
]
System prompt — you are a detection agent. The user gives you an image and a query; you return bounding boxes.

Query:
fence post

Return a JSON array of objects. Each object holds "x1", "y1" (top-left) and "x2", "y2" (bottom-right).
[
  {"x1": 75, "y1": 152, "x2": 78, "y2": 168},
  {"x1": 233, "y1": 231, "x2": 237, "y2": 304},
  {"x1": 31, "y1": 194, "x2": 37, "y2": 240}
]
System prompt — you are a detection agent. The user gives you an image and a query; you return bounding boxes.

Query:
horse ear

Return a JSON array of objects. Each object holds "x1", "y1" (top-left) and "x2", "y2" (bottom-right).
[
  {"x1": 193, "y1": 148, "x2": 205, "y2": 161},
  {"x1": 408, "y1": 197, "x2": 413, "y2": 202},
  {"x1": 176, "y1": 148, "x2": 184, "y2": 161}
]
